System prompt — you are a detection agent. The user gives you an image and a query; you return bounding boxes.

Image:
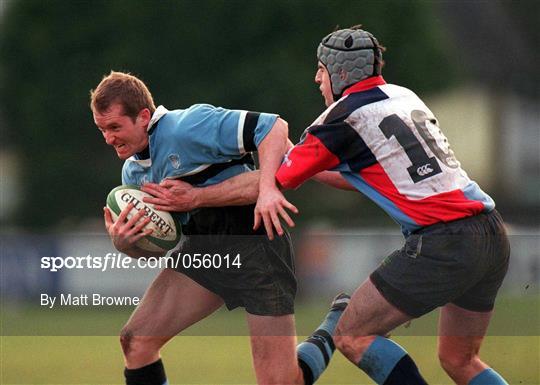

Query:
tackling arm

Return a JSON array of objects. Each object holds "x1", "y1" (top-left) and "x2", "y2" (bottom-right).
[
  {"x1": 312, "y1": 171, "x2": 356, "y2": 191},
  {"x1": 253, "y1": 118, "x2": 299, "y2": 239},
  {"x1": 141, "y1": 171, "x2": 260, "y2": 212}
]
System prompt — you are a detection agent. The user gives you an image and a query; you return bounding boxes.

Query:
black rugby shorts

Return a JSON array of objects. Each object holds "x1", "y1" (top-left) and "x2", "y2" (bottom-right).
[{"x1": 172, "y1": 206, "x2": 296, "y2": 316}]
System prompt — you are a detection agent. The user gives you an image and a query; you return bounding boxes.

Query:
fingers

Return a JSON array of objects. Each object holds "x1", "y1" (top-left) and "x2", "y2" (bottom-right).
[
  {"x1": 253, "y1": 193, "x2": 299, "y2": 239},
  {"x1": 141, "y1": 185, "x2": 172, "y2": 207},
  {"x1": 141, "y1": 183, "x2": 166, "y2": 198},
  {"x1": 131, "y1": 227, "x2": 153, "y2": 243},
  {"x1": 262, "y1": 212, "x2": 275, "y2": 240},
  {"x1": 103, "y1": 207, "x2": 113, "y2": 229},
  {"x1": 270, "y1": 210, "x2": 284, "y2": 237},
  {"x1": 282, "y1": 199, "x2": 299, "y2": 214},
  {"x1": 142, "y1": 196, "x2": 169, "y2": 206},
  {"x1": 277, "y1": 205, "x2": 295, "y2": 228},
  {"x1": 124, "y1": 208, "x2": 148, "y2": 231},
  {"x1": 159, "y1": 179, "x2": 188, "y2": 188},
  {"x1": 142, "y1": 183, "x2": 182, "y2": 209},
  {"x1": 142, "y1": 195, "x2": 183, "y2": 212},
  {"x1": 109, "y1": 203, "x2": 150, "y2": 234},
  {"x1": 126, "y1": 214, "x2": 151, "y2": 237},
  {"x1": 253, "y1": 211, "x2": 261, "y2": 231},
  {"x1": 151, "y1": 205, "x2": 171, "y2": 212}
]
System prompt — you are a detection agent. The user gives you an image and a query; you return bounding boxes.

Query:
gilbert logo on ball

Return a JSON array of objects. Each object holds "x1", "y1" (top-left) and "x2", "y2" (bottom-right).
[{"x1": 106, "y1": 185, "x2": 181, "y2": 252}]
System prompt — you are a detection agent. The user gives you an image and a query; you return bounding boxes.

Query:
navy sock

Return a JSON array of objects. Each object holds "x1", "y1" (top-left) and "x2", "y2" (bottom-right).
[
  {"x1": 358, "y1": 336, "x2": 427, "y2": 385},
  {"x1": 124, "y1": 358, "x2": 168, "y2": 385},
  {"x1": 298, "y1": 358, "x2": 314, "y2": 385},
  {"x1": 383, "y1": 355, "x2": 428, "y2": 385},
  {"x1": 297, "y1": 293, "x2": 349, "y2": 385}
]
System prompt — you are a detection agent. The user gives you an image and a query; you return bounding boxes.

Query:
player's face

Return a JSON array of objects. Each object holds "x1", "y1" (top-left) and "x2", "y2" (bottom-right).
[
  {"x1": 94, "y1": 103, "x2": 150, "y2": 160},
  {"x1": 315, "y1": 62, "x2": 334, "y2": 107}
]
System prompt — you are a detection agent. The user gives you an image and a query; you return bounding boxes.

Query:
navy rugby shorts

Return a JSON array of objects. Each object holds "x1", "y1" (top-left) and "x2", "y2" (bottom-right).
[{"x1": 370, "y1": 210, "x2": 510, "y2": 318}]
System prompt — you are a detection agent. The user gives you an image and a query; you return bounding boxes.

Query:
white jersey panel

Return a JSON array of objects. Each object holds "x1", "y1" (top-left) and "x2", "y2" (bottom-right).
[{"x1": 346, "y1": 84, "x2": 472, "y2": 200}]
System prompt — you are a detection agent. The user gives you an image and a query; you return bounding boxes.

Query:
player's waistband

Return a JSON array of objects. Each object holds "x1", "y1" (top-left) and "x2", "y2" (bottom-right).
[
  {"x1": 183, "y1": 204, "x2": 267, "y2": 236},
  {"x1": 412, "y1": 209, "x2": 503, "y2": 236}
]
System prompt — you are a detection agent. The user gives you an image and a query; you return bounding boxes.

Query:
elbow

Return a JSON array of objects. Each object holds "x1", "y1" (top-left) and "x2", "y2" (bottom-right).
[{"x1": 275, "y1": 118, "x2": 289, "y2": 140}]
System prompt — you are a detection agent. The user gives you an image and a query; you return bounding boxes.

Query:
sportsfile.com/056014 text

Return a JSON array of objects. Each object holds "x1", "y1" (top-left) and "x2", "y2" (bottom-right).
[{"x1": 40, "y1": 253, "x2": 242, "y2": 272}]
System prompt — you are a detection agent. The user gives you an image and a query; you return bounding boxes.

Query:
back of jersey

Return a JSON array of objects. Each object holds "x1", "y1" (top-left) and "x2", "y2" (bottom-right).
[
  {"x1": 276, "y1": 80, "x2": 495, "y2": 234},
  {"x1": 344, "y1": 83, "x2": 494, "y2": 233}
]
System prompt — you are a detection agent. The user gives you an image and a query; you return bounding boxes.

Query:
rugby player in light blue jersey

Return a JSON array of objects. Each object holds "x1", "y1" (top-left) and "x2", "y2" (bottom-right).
[{"x1": 91, "y1": 71, "x2": 348, "y2": 385}]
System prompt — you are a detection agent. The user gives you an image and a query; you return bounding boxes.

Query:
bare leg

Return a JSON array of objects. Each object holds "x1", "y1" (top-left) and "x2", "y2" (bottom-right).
[
  {"x1": 438, "y1": 303, "x2": 494, "y2": 385},
  {"x1": 333, "y1": 279, "x2": 429, "y2": 384},
  {"x1": 246, "y1": 313, "x2": 304, "y2": 385},
  {"x1": 334, "y1": 278, "x2": 411, "y2": 363},
  {"x1": 121, "y1": 268, "x2": 223, "y2": 368}
]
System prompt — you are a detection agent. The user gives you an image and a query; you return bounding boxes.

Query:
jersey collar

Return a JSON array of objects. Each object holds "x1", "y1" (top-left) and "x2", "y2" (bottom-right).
[
  {"x1": 147, "y1": 105, "x2": 169, "y2": 131},
  {"x1": 128, "y1": 106, "x2": 168, "y2": 166},
  {"x1": 342, "y1": 76, "x2": 386, "y2": 97}
]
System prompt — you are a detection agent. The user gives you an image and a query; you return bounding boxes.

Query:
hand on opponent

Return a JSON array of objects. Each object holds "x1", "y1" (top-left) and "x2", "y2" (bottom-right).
[
  {"x1": 141, "y1": 179, "x2": 198, "y2": 212},
  {"x1": 254, "y1": 187, "x2": 298, "y2": 240}
]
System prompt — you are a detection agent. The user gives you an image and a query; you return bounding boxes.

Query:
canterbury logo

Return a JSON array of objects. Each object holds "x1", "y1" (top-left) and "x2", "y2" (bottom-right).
[{"x1": 417, "y1": 164, "x2": 434, "y2": 176}]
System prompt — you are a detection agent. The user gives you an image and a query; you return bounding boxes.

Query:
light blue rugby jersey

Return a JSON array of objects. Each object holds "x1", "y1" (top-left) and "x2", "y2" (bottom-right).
[{"x1": 121, "y1": 104, "x2": 278, "y2": 223}]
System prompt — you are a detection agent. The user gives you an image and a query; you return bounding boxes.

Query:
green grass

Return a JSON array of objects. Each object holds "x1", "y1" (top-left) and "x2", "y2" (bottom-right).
[{"x1": 1, "y1": 296, "x2": 539, "y2": 384}]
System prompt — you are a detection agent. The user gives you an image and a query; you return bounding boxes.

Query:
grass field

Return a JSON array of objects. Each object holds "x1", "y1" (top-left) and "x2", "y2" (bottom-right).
[{"x1": 1, "y1": 296, "x2": 539, "y2": 384}]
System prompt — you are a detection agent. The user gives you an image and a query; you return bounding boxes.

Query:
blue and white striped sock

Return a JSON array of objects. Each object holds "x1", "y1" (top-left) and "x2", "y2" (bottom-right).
[
  {"x1": 358, "y1": 336, "x2": 427, "y2": 385},
  {"x1": 468, "y1": 368, "x2": 508, "y2": 385},
  {"x1": 297, "y1": 293, "x2": 349, "y2": 385}
]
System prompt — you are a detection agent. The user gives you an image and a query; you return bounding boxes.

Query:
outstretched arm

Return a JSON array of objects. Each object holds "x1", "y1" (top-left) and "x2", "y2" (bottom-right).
[
  {"x1": 141, "y1": 171, "x2": 261, "y2": 212},
  {"x1": 312, "y1": 171, "x2": 356, "y2": 191},
  {"x1": 253, "y1": 118, "x2": 298, "y2": 239}
]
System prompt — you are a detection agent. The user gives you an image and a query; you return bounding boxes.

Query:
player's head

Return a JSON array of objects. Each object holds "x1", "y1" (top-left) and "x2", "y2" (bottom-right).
[
  {"x1": 316, "y1": 25, "x2": 385, "y2": 105},
  {"x1": 90, "y1": 71, "x2": 156, "y2": 119},
  {"x1": 91, "y1": 71, "x2": 155, "y2": 159}
]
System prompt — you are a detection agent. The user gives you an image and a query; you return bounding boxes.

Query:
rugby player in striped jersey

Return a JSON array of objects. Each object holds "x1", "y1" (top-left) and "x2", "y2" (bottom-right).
[{"x1": 256, "y1": 26, "x2": 510, "y2": 385}]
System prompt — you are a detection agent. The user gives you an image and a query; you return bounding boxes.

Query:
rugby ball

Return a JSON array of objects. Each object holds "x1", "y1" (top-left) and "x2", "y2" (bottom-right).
[{"x1": 106, "y1": 185, "x2": 181, "y2": 253}]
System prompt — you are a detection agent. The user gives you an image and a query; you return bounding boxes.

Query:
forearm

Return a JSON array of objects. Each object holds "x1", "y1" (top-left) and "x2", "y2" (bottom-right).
[
  {"x1": 258, "y1": 118, "x2": 288, "y2": 192},
  {"x1": 193, "y1": 170, "x2": 260, "y2": 207},
  {"x1": 312, "y1": 171, "x2": 356, "y2": 190}
]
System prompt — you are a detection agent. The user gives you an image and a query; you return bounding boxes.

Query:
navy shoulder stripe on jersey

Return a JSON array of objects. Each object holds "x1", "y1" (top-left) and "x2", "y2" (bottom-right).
[
  {"x1": 323, "y1": 87, "x2": 389, "y2": 124},
  {"x1": 179, "y1": 153, "x2": 255, "y2": 185},
  {"x1": 243, "y1": 112, "x2": 260, "y2": 151},
  {"x1": 309, "y1": 122, "x2": 377, "y2": 172}
]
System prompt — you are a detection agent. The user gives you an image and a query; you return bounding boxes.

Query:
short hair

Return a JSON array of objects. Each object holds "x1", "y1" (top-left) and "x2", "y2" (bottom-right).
[{"x1": 90, "y1": 71, "x2": 156, "y2": 121}]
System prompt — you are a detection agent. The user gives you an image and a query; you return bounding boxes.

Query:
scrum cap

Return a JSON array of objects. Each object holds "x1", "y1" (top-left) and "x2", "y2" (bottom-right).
[{"x1": 317, "y1": 27, "x2": 383, "y2": 98}]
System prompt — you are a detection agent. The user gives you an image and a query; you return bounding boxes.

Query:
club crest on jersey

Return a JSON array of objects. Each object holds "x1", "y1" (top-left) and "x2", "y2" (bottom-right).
[{"x1": 168, "y1": 154, "x2": 181, "y2": 169}]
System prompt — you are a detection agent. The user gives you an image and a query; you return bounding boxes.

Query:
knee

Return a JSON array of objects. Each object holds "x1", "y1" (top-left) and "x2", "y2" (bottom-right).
[
  {"x1": 119, "y1": 327, "x2": 132, "y2": 356},
  {"x1": 120, "y1": 327, "x2": 161, "y2": 365},
  {"x1": 334, "y1": 332, "x2": 374, "y2": 364},
  {"x1": 333, "y1": 334, "x2": 350, "y2": 355},
  {"x1": 438, "y1": 348, "x2": 478, "y2": 376}
]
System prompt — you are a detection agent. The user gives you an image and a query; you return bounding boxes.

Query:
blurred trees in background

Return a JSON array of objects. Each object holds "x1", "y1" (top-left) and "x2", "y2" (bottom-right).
[{"x1": 0, "y1": 0, "x2": 485, "y2": 229}]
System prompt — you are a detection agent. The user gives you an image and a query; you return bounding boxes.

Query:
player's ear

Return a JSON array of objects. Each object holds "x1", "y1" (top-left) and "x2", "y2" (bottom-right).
[{"x1": 138, "y1": 108, "x2": 151, "y2": 126}]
